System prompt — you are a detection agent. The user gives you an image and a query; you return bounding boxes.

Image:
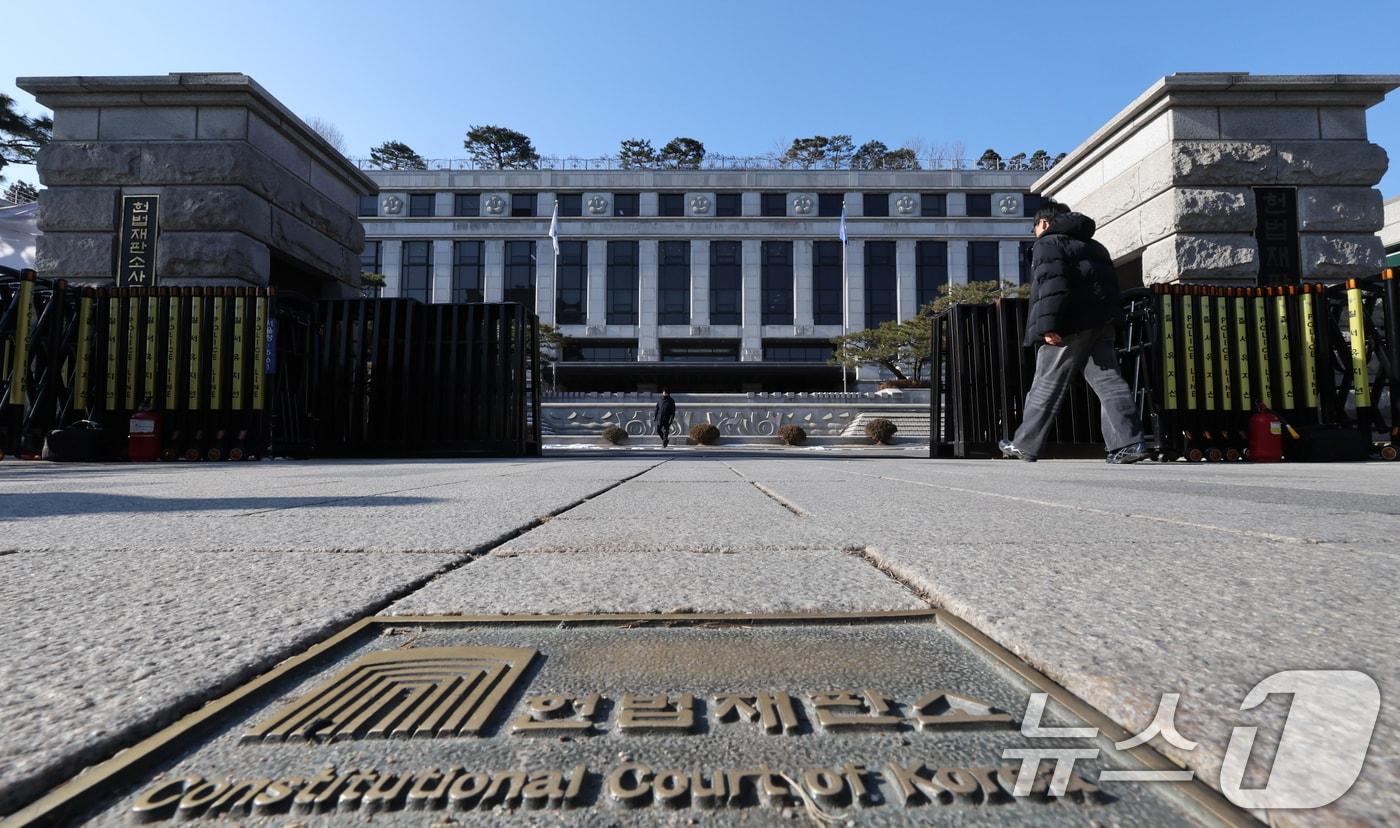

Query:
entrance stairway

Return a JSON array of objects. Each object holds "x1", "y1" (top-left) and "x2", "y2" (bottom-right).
[{"x1": 840, "y1": 412, "x2": 931, "y2": 439}]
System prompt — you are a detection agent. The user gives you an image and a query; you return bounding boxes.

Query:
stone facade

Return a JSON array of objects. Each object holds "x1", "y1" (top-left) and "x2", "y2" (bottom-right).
[
  {"x1": 1035, "y1": 73, "x2": 1400, "y2": 284},
  {"x1": 360, "y1": 167, "x2": 1039, "y2": 387},
  {"x1": 1383, "y1": 195, "x2": 1400, "y2": 266},
  {"x1": 17, "y1": 74, "x2": 376, "y2": 292}
]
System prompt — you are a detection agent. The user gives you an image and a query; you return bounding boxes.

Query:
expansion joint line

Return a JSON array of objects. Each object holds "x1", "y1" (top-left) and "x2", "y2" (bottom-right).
[
  {"x1": 849, "y1": 470, "x2": 1313, "y2": 546},
  {"x1": 844, "y1": 547, "x2": 940, "y2": 608}
]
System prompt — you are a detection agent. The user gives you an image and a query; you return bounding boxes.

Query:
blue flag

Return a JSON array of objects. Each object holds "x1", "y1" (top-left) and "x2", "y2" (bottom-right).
[{"x1": 839, "y1": 204, "x2": 847, "y2": 243}]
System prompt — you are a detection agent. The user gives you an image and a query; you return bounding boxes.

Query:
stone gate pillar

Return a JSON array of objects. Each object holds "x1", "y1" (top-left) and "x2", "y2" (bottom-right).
[
  {"x1": 18, "y1": 73, "x2": 376, "y2": 294},
  {"x1": 1034, "y1": 73, "x2": 1400, "y2": 284}
]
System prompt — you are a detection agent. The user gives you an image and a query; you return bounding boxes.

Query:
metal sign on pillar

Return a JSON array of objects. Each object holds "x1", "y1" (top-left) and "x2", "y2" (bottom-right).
[{"x1": 116, "y1": 194, "x2": 160, "y2": 288}]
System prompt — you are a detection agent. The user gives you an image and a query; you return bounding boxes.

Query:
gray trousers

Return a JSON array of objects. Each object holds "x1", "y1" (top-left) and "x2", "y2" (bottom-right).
[{"x1": 1012, "y1": 325, "x2": 1144, "y2": 456}]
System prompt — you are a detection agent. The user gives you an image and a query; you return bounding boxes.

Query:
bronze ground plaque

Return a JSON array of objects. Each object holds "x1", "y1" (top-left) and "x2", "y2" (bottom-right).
[{"x1": 8, "y1": 611, "x2": 1255, "y2": 826}]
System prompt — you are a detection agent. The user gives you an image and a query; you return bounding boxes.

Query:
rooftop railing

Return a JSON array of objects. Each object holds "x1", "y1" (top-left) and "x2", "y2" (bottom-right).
[{"x1": 351, "y1": 155, "x2": 1055, "y2": 173}]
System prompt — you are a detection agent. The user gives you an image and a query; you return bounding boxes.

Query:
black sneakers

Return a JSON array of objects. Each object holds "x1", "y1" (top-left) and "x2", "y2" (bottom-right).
[
  {"x1": 1106, "y1": 441, "x2": 1152, "y2": 464},
  {"x1": 998, "y1": 439, "x2": 1037, "y2": 462}
]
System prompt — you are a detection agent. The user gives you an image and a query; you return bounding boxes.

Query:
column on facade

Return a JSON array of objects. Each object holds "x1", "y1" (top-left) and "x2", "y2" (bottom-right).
[
  {"x1": 740, "y1": 239, "x2": 762, "y2": 360},
  {"x1": 535, "y1": 239, "x2": 556, "y2": 324},
  {"x1": 845, "y1": 240, "x2": 865, "y2": 332},
  {"x1": 639, "y1": 192, "x2": 658, "y2": 217},
  {"x1": 794, "y1": 239, "x2": 815, "y2": 329},
  {"x1": 431, "y1": 239, "x2": 452, "y2": 303},
  {"x1": 741, "y1": 192, "x2": 760, "y2": 217},
  {"x1": 585, "y1": 239, "x2": 607, "y2": 330},
  {"x1": 946, "y1": 192, "x2": 968, "y2": 217},
  {"x1": 381, "y1": 239, "x2": 402, "y2": 298},
  {"x1": 483, "y1": 239, "x2": 505, "y2": 302},
  {"x1": 895, "y1": 239, "x2": 917, "y2": 320},
  {"x1": 537, "y1": 191, "x2": 555, "y2": 218},
  {"x1": 434, "y1": 192, "x2": 454, "y2": 219},
  {"x1": 843, "y1": 192, "x2": 862, "y2": 217},
  {"x1": 998, "y1": 240, "x2": 1022, "y2": 285},
  {"x1": 689, "y1": 239, "x2": 710, "y2": 327},
  {"x1": 948, "y1": 240, "x2": 969, "y2": 285},
  {"x1": 638, "y1": 240, "x2": 660, "y2": 360}
]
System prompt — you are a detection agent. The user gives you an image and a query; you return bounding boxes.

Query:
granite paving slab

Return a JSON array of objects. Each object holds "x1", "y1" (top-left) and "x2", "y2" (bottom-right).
[{"x1": 388, "y1": 548, "x2": 925, "y2": 615}]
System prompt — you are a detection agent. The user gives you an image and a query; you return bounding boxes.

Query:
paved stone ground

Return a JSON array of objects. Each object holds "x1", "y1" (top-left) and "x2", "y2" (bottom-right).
[{"x1": 1, "y1": 450, "x2": 1396, "y2": 826}]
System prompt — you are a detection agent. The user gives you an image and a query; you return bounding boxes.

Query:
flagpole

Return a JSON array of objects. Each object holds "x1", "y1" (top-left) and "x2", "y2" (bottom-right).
[{"x1": 550, "y1": 200, "x2": 559, "y2": 393}]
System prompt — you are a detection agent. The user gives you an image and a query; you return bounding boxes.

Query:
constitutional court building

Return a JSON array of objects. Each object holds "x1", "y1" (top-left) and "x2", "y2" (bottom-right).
[{"x1": 358, "y1": 168, "x2": 1042, "y2": 391}]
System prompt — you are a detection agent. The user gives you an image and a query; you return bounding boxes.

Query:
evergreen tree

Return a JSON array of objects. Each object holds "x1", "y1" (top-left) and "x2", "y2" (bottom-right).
[
  {"x1": 464, "y1": 125, "x2": 540, "y2": 169},
  {"x1": 369, "y1": 140, "x2": 428, "y2": 170}
]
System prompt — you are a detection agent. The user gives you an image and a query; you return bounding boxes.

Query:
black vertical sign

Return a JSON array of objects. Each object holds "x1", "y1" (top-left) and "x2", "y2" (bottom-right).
[
  {"x1": 117, "y1": 194, "x2": 160, "y2": 287},
  {"x1": 1253, "y1": 187, "x2": 1298, "y2": 287}
]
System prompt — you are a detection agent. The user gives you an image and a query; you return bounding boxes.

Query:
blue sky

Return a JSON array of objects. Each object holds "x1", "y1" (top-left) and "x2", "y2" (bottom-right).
[{"x1": 6, "y1": 0, "x2": 1400, "y2": 195}]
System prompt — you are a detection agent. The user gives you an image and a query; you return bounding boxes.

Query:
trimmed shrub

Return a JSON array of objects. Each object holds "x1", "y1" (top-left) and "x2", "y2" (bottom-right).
[
  {"x1": 601, "y1": 425, "x2": 628, "y2": 445},
  {"x1": 877, "y1": 379, "x2": 929, "y2": 390},
  {"x1": 777, "y1": 424, "x2": 807, "y2": 446},
  {"x1": 689, "y1": 423, "x2": 720, "y2": 445},
  {"x1": 865, "y1": 418, "x2": 898, "y2": 444}
]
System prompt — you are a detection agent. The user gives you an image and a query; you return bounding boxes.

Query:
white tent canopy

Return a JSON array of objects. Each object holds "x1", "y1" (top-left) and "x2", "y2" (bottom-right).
[{"x1": 0, "y1": 202, "x2": 40, "y2": 272}]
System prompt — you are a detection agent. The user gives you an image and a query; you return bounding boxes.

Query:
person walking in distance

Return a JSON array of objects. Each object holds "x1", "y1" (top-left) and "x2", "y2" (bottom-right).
[
  {"x1": 654, "y1": 389, "x2": 676, "y2": 448},
  {"x1": 999, "y1": 201, "x2": 1151, "y2": 464}
]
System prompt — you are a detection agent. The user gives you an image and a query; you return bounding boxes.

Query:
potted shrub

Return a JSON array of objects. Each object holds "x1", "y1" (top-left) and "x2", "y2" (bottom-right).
[
  {"x1": 777, "y1": 424, "x2": 807, "y2": 446},
  {"x1": 601, "y1": 425, "x2": 628, "y2": 445},
  {"x1": 689, "y1": 423, "x2": 720, "y2": 445},
  {"x1": 865, "y1": 418, "x2": 898, "y2": 445}
]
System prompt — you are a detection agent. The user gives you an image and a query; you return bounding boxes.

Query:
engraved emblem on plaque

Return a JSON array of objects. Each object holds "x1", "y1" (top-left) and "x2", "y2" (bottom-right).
[
  {"x1": 381, "y1": 196, "x2": 403, "y2": 215},
  {"x1": 243, "y1": 646, "x2": 537, "y2": 742},
  {"x1": 586, "y1": 195, "x2": 609, "y2": 215},
  {"x1": 896, "y1": 195, "x2": 916, "y2": 215},
  {"x1": 998, "y1": 195, "x2": 1020, "y2": 215},
  {"x1": 792, "y1": 195, "x2": 813, "y2": 215},
  {"x1": 484, "y1": 195, "x2": 507, "y2": 215},
  {"x1": 689, "y1": 195, "x2": 711, "y2": 215}
]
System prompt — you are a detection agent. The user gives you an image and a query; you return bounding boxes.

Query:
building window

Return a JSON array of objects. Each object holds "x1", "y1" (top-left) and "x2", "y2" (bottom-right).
[
  {"x1": 454, "y1": 193, "x2": 479, "y2": 217},
  {"x1": 969, "y1": 240, "x2": 1000, "y2": 280},
  {"x1": 359, "y1": 241, "x2": 382, "y2": 296},
  {"x1": 761, "y1": 192, "x2": 786, "y2": 217},
  {"x1": 451, "y1": 241, "x2": 483, "y2": 303},
  {"x1": 511, "y1": 192, "x2": 535, "y2": 217},
  {"x1": 761, "y1": 241, "x2": 793, "y2": 325},
  {"x1": 915, "y1": 241, "x2": 948, "y2": 310},
  {"x1": 864, "y1": 241, "x2": 897, "y2": 327},
  {"x1": 613, "y1": 193, "x2": 639, "y2": 217},
  {"x1": 763, "y1": 342, "x2": 834, "y2": 362},
  {"x1": 658, "y1": 193, "x2": 684, "y2": 217},
  {"x1": 862, "y1": 193, "x2": 889, "y2": 217},
  {"x1": 402, "y1": 240, "x2": 432, "y2": 302},
  {"x1": 357, "y1": 196, "x2": 377, "y2": 217},
  {"x1": 1019, "y1": 240, "x2": 1035, "y2": 284},
  {"x1": 658, "y1": 240, "x2": 690, "y2": 325},
  {"x1": 966, "y1": 193, "x2": 992, "y2": 217},
  {"x1": 813, "y1": 241, "x2": 844, "y2": 326},
  {"x1": 661, "y1": 340, "x2": 739, "y2": 362},
  {"x1": 409, "y1": 193, "x2": 435, "y2": 217},
  {"x1": 715, "y1": 192, "x2": 742, "y2": 217},
  {"x1": 504, "y1": 240, "x2": 536, "y2": 306},
  {"x1": 709, "y1": 240, "x2": 742, "y2": 325},
  {"x1": 920, "y1": 193, "x2": 947, "y2": 217},
  {"x1": 1023, "y1": 193, "x2": 1044, "y2": 218},
  {"x1": 557, "y1": 193, "x2": 582, "y2": 217},
  {"x1": 564, "y1": 341, "x2": 637, "y2": 362},
  {"x1": 606, "y1": 240, "x2": 639, "y2": 325},
  {"x1": 818, "y1": 193, "x2": 843, "y2": 217},
  {"x1": 555, "y1": 240, "x2": 587, "y2": 324}
]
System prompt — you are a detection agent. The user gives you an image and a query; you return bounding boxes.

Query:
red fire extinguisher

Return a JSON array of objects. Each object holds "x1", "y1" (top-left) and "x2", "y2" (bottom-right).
[
  {"x1": 1247, "y1": 403, "x2": 1284, "y2": 463},
  {"x1": 128, "y1": 404, "x2": 163, "y2": 462}
]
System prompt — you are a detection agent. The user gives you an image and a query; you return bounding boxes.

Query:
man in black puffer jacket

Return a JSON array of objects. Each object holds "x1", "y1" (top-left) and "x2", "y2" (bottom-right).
[{"x1": 999, "y1": 201, "x2": 1149, "y2": 464}]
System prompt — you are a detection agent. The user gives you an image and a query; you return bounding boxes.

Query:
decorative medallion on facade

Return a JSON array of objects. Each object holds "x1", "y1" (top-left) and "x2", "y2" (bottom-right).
[
  {"x1": 689, "y1": 195, "x2": 711, "y2": 215},
  {"x1": 586, "y1": 195, "x2": 609, "y2": 215},
  {"x1": 484, "y1": 195, "x2": 507, "y2": 215},
  {"x1": 998, "y1": 195, "x2": 1020, "y2": 215},
  {"x1": 896, "y1": 195, "x2": 916, "y2": 215},
  {"x1": 792, "y1": 195, "x2": 814, "y2": 215},
  {"x1": 381, "y1": 195, "x2": 403, "y2": 215}
]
